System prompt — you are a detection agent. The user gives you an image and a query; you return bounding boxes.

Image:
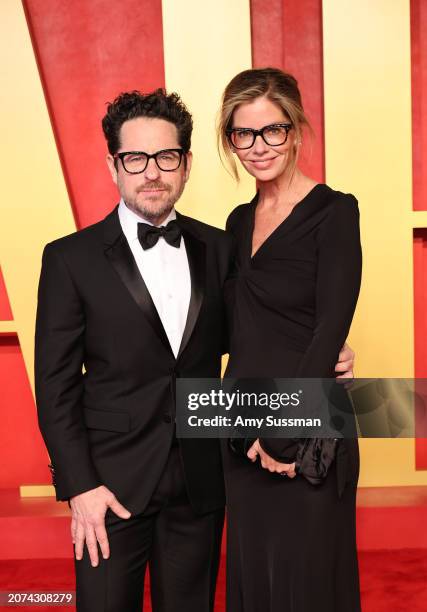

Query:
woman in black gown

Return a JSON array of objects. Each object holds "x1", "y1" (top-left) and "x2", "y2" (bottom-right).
[{"x1": 218, "y1": 68, "x2": 362, "y2": 611}]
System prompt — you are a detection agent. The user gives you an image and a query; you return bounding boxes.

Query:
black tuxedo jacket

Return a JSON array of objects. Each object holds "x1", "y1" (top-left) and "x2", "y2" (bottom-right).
[{"x1": 35, "y1": 207, "x2": 234, "y2": 516}]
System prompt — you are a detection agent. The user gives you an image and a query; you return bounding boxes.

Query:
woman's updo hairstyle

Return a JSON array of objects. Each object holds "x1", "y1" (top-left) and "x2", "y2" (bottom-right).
[{"x1": 217, "y1": 67, "x2": 312, "y2": 180}]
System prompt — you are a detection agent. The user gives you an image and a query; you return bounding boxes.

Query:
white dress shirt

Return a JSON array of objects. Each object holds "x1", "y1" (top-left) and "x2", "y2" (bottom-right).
[{"x1": 118, "y1": 199, "x2": 191, "y2": 358}]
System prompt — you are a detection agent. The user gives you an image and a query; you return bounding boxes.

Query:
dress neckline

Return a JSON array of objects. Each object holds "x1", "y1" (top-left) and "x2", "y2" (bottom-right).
[{"x1": 249, "y1": 183, "x2": 326, "y2": 260}]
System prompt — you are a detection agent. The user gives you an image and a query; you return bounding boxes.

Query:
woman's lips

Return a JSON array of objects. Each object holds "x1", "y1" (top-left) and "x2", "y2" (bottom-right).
[{"x1": 249, "y1": 157, "x2": 277, "y2": 168}]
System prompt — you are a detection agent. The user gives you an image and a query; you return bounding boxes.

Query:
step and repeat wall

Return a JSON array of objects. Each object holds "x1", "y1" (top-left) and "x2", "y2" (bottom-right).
[{"x1": 1, "y1": 0, "x2": 427, "y2": 491}]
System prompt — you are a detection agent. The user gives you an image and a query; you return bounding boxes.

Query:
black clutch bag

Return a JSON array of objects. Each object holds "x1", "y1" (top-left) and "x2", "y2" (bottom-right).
[{"x1": 294, "y1": 438, "x2": 339, "y2": 485}]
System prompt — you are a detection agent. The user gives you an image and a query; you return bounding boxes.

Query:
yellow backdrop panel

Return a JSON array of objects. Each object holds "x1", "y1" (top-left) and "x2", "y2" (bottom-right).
[
  {"x1": 323, "y1": 0, "x2": 427, "y2": 486},
  {"x1": 0, "y1": 0, "x2": 76, "y2": 393},
  {"x1": 161, "y1": 0, "x2": 255, "y2": 228}
]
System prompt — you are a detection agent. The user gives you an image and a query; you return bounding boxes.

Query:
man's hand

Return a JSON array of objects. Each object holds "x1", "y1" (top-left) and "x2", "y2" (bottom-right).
[
  {"x1": 70, "y1": 485, "x2": 131, "y2": 567},
  {"x1": 335, "y1": 342, "x2": 355, "y2": 379},
  {"x1": 247, "y1": 439, "x2": 296, "y2": 478}
]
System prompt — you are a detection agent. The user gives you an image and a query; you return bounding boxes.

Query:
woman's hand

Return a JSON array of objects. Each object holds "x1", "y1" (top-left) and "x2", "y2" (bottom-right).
[
  {"x1": 247, "y1": 439, "x2": 297, "y2": 478},
  {"x1": 335, "y1": 342, "x2": 355, "y2": 378}
]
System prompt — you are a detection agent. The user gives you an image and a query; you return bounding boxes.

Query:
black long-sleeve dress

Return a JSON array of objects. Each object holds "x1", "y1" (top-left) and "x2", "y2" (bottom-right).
[{"x1": 223, "y1": 183, "x2": 362, "y2": 612}]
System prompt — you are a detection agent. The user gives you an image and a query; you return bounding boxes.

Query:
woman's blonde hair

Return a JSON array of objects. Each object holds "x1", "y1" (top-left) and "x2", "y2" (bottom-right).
[{"x1": 217, "y1": 67, "x2": 312, "y2": 181}]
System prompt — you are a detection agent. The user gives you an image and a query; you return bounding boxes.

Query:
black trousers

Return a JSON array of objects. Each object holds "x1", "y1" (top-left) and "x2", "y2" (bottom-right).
[{"x1": 75, "y1": 446, "x2": 224, "y2": 612}]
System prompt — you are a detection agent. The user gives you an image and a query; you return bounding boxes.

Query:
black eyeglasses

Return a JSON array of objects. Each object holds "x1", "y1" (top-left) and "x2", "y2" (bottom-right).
[
  {"x1": 226, "y1": 123, "x2": 293, "y2": 149},
  {"x1": 113, "y1": 148, "x2": 185, "y2": 174}
]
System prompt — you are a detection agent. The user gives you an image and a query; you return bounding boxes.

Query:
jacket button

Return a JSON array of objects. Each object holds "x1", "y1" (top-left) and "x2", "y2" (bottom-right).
[{"x1": 163, "y1": 414, "x2": 172, "y2": 423}]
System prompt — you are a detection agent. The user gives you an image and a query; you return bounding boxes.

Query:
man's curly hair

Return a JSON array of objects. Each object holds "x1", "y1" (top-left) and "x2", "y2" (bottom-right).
[{"x1": 102, "y1": 89, "x2": 193, "y2": 155}]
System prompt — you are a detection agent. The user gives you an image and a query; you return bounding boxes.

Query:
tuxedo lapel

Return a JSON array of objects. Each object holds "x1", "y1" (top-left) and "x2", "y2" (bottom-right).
[
  {"x1": 102, "y1": 207, "x2": 174, "y2": 356},
  {"x1": 177, "y1": 215, "x2": 206, "y2": 359}
]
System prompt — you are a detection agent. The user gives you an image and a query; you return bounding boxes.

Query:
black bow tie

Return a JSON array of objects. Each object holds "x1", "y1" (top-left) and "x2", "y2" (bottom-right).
[{"x1": 137, "y1": 220, "x2": 182, "y2": 250}]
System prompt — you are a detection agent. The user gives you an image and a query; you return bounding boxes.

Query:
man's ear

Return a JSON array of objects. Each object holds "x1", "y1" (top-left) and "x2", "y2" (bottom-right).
[
  {"x1": 184, "y1": 151, "x2": 193, "y2": 182},
  {"x1": 106, "y1": 154, "x2": 118, "y2": 185}
]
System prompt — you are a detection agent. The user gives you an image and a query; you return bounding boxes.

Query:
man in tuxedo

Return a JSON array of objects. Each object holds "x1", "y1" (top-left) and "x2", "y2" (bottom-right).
[{"x1": 35, "y1": 89, "x2": 355, "y2": 611}]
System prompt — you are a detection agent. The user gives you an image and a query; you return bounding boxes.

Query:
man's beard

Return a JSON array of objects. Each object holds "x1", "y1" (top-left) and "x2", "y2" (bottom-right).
[
  {"x1": 131, "y1": 199, "x2": 174, "y2": 223},
  {"x1": 122, "y1": 180, "x2": 184, "y2": 224}
]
